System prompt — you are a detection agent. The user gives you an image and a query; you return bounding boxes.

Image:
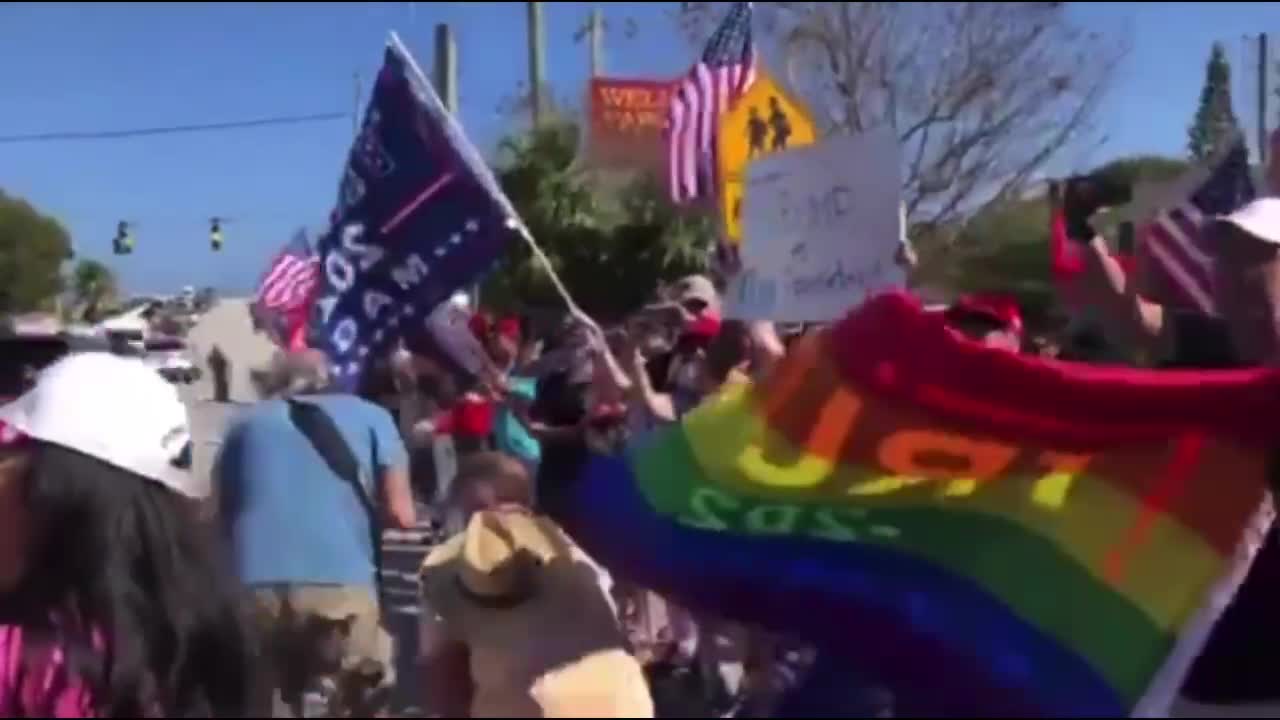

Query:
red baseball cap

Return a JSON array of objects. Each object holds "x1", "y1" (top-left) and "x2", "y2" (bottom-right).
[{"x1": 945, "y1": 294, "x2": 1023, "y2": 336}]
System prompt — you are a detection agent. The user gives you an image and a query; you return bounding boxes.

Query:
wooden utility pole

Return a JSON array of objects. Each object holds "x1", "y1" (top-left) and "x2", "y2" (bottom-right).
[
  {"x1": 589, "y1": 7, "x2": 605, "y2": 77},
  {"x1": 1259, "y1": 33, "x2": 1269, "y2": 166},
  {"x1": 528, "y1": 1, "x2": 547, "y2": 125},
  {"x1": 353, "y1": 72, "x2": 362, "y2": 138},
  {"x1": 434, "y1": 23, "x2": 458, "y2": 113},
  {"x1": 432, "y1": 24, "x2": 473, "y2": 305}
]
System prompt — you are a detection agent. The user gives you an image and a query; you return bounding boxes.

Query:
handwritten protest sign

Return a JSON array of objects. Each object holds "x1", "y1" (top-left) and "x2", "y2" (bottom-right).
[
  {"x1": 586, "y1": 78, "x2": 672, "y2": 175},
  {"x1": 725, "y1": 127, "x2": 904, "y2": 322}
]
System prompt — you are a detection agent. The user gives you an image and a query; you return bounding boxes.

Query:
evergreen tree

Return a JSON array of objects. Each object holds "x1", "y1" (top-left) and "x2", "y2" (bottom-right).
[{"x1": 1188, "y1": 43, "x2": 1243, "y2": 161}]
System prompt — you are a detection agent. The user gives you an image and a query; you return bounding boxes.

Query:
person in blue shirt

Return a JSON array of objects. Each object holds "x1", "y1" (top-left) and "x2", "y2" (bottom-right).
[{"x1": 216, "y1": 350, "x2": 416, "y2": 716}]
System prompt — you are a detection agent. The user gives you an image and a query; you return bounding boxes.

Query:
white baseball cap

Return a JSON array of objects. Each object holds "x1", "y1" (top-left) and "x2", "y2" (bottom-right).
[
  {"x1": 1219, "y1": 197, "x2": 1280, "y2": 245},
  {"x1": 0, "y1": 352, "x2": 206, "y2": 499}
]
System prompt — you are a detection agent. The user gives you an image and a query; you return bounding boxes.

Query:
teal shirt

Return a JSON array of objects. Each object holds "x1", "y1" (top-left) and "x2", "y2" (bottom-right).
[{"x1": 495, "y1": 375, "x2": 541, "y2": 466}]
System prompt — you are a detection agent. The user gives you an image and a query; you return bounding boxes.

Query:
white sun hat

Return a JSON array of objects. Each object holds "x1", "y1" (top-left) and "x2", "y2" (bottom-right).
[
  {"x1": 0, "y1": 352, "x2": 206, "y2": 499},
  {"x1": 1219, "y1": 197, "x2": 1280, "y2": 245}
]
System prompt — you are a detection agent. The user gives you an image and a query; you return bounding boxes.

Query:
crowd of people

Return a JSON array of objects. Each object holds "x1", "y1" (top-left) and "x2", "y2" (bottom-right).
[{"x1": 3, "y1": 179, "x2": 1280, "y2": 718}]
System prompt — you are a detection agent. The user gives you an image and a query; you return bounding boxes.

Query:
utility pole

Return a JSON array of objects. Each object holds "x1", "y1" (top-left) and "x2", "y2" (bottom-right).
[
  {"x1": 1259, "y1": 33, "x2": 1269, "y2": 167},
  {"x1": 434, "y1": 23, "x2": 458, "y2": 114},
  {"x1": 589, "y1": 7, "x2": 605, "y2": 77},
  {"x1": 353, "y1": 72, "x2": 362, "y2": 138},
  {"x1": 433, "y1": 23, "x2": 473, "y2": 306},
  {"x1": 528, "y1": 1, "x2": 547, "y2": 126}
]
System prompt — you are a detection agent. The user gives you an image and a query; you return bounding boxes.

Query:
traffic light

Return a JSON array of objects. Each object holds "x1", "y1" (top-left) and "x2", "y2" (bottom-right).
[
  {"x1": 113, "y1": 221, "x2": 135, "y2": 255},
  {"x1": 210, "y1": 218, "x2": 223, "y2": 251}
]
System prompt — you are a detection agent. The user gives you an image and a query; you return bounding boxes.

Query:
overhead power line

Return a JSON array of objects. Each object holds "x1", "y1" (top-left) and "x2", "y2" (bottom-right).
[{"x1": 0, "y1": 111, "x2": 349, "y2": 145}]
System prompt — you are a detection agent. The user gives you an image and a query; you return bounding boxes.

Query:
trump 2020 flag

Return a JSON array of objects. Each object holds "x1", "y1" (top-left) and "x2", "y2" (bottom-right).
[{"x1": 310, "y1": 36, "x2": 521, "y2": 388}]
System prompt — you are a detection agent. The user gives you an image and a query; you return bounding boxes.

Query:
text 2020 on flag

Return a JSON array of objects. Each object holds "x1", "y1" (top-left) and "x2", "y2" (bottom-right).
[{"x1": 308, "y1": 37, "x2": 519, "y2": 388}]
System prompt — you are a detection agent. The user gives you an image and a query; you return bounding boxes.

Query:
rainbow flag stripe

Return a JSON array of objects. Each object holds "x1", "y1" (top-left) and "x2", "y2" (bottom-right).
[{"x1": 560, "y1": 292, "x2": 1280, "y2": 717}]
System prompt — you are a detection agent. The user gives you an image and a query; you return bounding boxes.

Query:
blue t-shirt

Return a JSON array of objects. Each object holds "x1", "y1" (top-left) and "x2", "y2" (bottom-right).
[
  {"x1": 494, "y1": 375, "x2": 541, "y2": 467},
  {"x1": 216, "y1": 394, "x2": 409, "y2": 587}
]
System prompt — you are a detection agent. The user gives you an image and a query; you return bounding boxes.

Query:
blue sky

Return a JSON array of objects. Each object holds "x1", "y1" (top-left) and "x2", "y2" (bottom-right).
[{"x1": 1, "y1": 2, "x2": 1279, "y2": 295}]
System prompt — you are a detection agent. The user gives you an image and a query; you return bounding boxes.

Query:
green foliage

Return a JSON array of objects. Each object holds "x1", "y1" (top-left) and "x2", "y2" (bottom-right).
[
  {"x1": 0, "y1": 190, "x2": 72, "y2": 313},
  {"x1": 484, "y1": 121, "x2": 716, "y2": 321},
  {"x1": 930, "y1": 197, "x2": 1058, "y2": 328},
  {"x1": 1092, "y1": 155, "x2": 1192, "y2": 188},
  {"x1": 70, "y1": 258, "x2": 119, "y2": 323},
  {"x1": 917, "y1": 153, "x2": 1193, "y2": 330},
  {"x1": 1188, "y1": 43, "x2": 1242, "y2": 161}
]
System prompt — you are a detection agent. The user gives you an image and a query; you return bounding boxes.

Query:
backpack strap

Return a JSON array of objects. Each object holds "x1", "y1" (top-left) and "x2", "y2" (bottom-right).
[{"x1": 285, "y1": 399, "x2": 386, "y2": 607}]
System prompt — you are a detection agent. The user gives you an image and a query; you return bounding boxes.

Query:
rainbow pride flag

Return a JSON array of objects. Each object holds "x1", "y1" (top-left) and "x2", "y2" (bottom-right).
[{"x1": 561, "y1": 292, "x2": 1280, "y2": 717}]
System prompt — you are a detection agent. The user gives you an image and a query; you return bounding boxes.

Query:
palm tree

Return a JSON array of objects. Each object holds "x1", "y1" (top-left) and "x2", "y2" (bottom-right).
[{"x1": 70, "y1": 259, "x2": 119, "y2": 323}]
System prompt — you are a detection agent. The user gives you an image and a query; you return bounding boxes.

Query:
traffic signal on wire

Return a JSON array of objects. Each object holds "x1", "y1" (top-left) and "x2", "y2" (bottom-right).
[
  {"x1": 113, "y1": 221, "x2": 135, "y2": 255},
  {"x1": 210, "y1": 218, "x2": 224, "y2": 251}
]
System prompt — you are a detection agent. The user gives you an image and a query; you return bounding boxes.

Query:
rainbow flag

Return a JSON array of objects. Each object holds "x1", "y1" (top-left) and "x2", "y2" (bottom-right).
[{"x1": 561, "y1": 292, "x2": 1280, "y2": 717}]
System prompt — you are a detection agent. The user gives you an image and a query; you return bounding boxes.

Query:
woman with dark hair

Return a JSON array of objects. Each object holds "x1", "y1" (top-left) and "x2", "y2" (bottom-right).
[{"x1": 0, "y1": 353, "x2": 254, "y2": 717}]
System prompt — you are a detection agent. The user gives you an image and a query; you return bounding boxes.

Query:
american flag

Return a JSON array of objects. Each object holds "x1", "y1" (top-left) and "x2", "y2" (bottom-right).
[
  {"x1": 251, "y1": 229, "x2": 318, "y2": 349},
  {"x1": 256, "y1": 228, "x2": 319, "y2": 312},
  {"x1": 1140, "y1": 141, "x2": 1255, "y2": 314},
  {"x1": 666, "y1": 1, "x2": 756, "y2": 204}
]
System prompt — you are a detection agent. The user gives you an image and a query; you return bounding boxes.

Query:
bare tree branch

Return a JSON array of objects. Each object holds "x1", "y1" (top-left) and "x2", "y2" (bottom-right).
[{"x1": 677, "y1": 2, "x2": 1124, "y2": 236}]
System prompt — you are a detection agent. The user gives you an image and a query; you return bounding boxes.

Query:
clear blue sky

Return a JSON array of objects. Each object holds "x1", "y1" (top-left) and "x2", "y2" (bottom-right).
[{"x1": 1, "y1": 2, "x2": 1279, "y2": 295}]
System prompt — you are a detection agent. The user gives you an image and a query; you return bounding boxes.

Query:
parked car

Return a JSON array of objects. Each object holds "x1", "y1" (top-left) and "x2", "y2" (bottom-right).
[{"x1": 142, "y1": 336, "x2": 201, "y2": 384}]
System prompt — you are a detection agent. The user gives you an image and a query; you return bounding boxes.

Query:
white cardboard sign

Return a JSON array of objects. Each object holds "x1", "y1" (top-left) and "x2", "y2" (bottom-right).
[{"x1": 726, "y1": 127, "x2": 905, "y2": 322}]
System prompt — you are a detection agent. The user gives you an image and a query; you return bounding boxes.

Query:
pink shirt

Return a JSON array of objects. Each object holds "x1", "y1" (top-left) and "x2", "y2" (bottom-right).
[{"x1": 0, "y1": 624, "x2": 95, "y2": 717}]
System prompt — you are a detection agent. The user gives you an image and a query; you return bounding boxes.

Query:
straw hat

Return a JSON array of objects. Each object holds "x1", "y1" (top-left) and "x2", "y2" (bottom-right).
[{"x1": 425, "y1": 509, "x2": 575, "y2": 604}]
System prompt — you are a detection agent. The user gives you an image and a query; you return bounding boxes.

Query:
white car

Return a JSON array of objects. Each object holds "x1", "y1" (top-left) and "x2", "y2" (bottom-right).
[{"x1": 142, "y1": 336, "x2": 201, "y2": 384}]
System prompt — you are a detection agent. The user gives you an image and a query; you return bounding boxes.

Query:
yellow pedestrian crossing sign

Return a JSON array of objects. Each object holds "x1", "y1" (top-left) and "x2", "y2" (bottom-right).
[{"x1": 717, "y1": 70, "x2": 817, "y2": 243}]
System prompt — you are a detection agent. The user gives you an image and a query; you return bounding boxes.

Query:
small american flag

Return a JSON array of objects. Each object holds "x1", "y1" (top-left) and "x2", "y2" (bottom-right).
[
  {"x1": 1141, "y1": 141, "x2": 1255, "y2": 315},
  {"x1": 666, "y1": 1, "x2": 756, "y2": 204},
  {"x1": 256, "y1": 228, "x2": 319, "y2": 312},
  {"x1": 252, "y1": 229, "x2": 318, "y2": 349}
]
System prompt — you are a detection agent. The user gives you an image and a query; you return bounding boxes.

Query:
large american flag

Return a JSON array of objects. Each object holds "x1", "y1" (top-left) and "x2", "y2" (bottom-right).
[
  {"x1": 1141, "y1": 141, "x2": 1255, "y2": 315},
  {"x1": 666, "y1": 1, "x2": 756, "y2": 204},
  {"x1": 256, "y1": 228, "x2": 319, "y2": 312}
]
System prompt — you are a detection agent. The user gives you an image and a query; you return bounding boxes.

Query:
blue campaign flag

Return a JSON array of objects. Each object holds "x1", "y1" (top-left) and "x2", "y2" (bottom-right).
[{"x1": 309, "y1": 36, "x2": 522, "y2": 389}]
